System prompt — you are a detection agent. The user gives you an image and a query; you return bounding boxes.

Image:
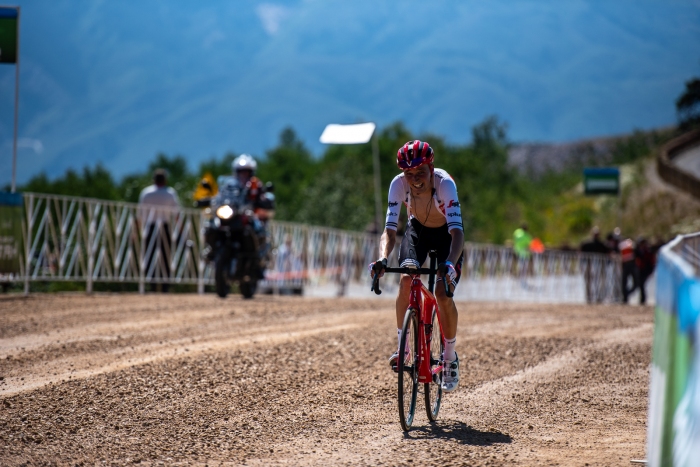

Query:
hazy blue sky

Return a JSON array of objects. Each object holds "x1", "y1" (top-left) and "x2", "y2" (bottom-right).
[{"x1": 1, "y1": 0, "x2": 699, "y2": 186}]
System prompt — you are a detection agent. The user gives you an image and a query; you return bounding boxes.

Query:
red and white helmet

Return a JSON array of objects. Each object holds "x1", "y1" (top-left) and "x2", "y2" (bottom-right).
[{"x1": 396, "y1": 140, "x2": 434, "y2": 170}]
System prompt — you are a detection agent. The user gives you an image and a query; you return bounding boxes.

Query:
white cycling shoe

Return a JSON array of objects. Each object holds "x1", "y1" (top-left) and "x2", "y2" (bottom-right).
[
  {"x1": 441, "y1": 353, "x2": 460, "y2": 392},
  {"x1": 389, "y1": 349, "x2": 410, "y2": 370}
]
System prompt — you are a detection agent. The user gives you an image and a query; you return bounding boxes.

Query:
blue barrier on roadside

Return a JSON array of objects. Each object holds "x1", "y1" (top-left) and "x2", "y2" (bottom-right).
[{"x1": 648, "y1": 235, "x2": 700, "y2": 467}]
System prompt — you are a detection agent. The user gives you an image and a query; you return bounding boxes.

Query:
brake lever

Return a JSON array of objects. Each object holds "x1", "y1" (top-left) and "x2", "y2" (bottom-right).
[{"x1": 371, "y1": 272, "x2": 382, "y2": 295}]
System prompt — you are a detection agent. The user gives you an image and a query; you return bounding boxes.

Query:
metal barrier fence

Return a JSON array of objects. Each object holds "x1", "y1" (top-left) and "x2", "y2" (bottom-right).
[
  {"x1": 647, "y1": 231, "x2": 700, "y2": 467},
  {"x1": 657, "y1": 129, "x2": 700, "y2": 200},
  {"x1": 18, "y1": 193, "x2": 205, "y2": 293},
  {"x1": 11, "y1": 192, "x2": 622, "y2": 303}
]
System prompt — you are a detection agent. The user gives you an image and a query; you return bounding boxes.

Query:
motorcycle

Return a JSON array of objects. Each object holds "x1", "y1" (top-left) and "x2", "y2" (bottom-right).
[{"x1": 199, "y1": 179, "x2": 270, "y2": 299}]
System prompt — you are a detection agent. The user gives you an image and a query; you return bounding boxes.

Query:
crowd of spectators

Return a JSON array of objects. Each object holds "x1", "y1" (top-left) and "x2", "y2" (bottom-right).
[{"x1": 580, "y1": 226, "x2": 666, "y2": 305}]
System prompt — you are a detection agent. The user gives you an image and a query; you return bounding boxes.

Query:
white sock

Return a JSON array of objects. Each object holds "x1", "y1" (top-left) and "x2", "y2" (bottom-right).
[{"x1": 444, "y1": 337, "x2": 457, "y2": 362}]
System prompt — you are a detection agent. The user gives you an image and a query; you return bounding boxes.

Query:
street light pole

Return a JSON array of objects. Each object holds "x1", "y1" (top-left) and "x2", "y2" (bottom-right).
[
  {"x1": 320, "y1": 122, "x2": 382, "y2": 232},
  {"x1": 371, "y1": 132, "x2": 382, "y2": 234}
]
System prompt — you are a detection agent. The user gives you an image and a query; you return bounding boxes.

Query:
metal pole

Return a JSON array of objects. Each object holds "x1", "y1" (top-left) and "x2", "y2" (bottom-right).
[
  {"x1": 139, "y1": 209, "x2": 145, "y2": 294},
  {"x1": 11, "y1": 6, "x2": 20, "y2": 193},
  {"x1": 371, "y1": 133, "x2": 383, "y2": 234},
  {"x1": 23, "y1": 192, "x2": 31, "y2": 295},
  {"x1": 86, "y1": 202, "x2": 95, "y2": 294},
  {"x1": 197, "y1": 211, "x2": 204, "y2": 294},
  {"x1": 617, "y1": 185, "x2": 622, "y2": 231}
]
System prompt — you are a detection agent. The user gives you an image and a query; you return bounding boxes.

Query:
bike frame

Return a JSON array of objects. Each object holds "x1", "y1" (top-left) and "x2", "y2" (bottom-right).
[
  {"x1": 373, "y1": 251, "x2": 447, "y2": 383},
  {"x1": 412, "y1": 274, "x2": 446, "y2": 383},
  {"x1": 409, "y1": 252, "x2": 445, "y2": 384}
]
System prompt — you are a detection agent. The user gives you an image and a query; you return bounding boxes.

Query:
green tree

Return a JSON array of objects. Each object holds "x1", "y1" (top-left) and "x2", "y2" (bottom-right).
[
  {"x1": 295, "y1": 156, "x2": 373, "y2": 230},
  {"x1": 257, "y1": 128, "x2": 317, "y2": 221},
  {"x1": 677, "y1": 77, "x2": 700, "y2": 131},
  {"x1": 197, "y1": 152, "x2": 237, "y2": 181},
  {"x1": 22, "y1": 164, "x2": 120, "y2": 200}
]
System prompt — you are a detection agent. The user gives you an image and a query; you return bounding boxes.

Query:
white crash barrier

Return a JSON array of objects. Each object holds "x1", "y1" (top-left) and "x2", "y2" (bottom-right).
[{"x1": 14, "y1": 192, "x2": 622, "y2": 303}]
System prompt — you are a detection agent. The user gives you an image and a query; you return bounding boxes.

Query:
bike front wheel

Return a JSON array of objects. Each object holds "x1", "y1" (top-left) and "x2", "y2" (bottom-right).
[
  {"x1": 425, "y1": 307, "x2": 443, "y2": 422},
  {"x1": 398, "y1": 307, "x2": 419, "y2": 431},
  {"x1": 214, "y1": 255, "x2": 230, "y2": 298}
]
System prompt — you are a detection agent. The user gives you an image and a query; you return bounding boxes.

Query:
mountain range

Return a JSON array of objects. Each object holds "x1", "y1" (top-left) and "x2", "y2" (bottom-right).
[{"x1": 0, "y1": 0, "x2": 699, "y2": 186}]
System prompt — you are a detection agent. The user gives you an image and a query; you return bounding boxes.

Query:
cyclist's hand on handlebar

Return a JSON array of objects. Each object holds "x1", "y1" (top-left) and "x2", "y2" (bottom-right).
[
  {"x1": 369, "y1": 258, "x2": 388, "y2": 278},
  {"x1": 438, "y1": 261, "x2": 457, "y2": 285}
]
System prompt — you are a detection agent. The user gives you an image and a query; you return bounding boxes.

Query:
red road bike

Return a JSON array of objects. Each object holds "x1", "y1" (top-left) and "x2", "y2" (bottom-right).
[{"x1": 372, "y1": 251, "x2": 453, "y2": 431}]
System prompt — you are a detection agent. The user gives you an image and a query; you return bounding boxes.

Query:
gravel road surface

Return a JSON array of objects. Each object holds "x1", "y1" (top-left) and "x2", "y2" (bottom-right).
[{"x1": 0, "y1": 294, "x2": 652, "y2": 466}]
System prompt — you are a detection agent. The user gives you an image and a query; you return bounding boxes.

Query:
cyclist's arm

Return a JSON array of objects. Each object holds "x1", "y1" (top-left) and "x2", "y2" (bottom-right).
[
  {"x1": 437, "y1": 172, "x2": 464, "y2": 265},
  {"x1": 379, "y1": 228, "x2": 396, "y2": 262},
  {"x1": 446, "y1": 228, "x2": 464, "y2": 265},
  {"x1": 379, "y1": 175, "x2": 404, "y2": 262}
]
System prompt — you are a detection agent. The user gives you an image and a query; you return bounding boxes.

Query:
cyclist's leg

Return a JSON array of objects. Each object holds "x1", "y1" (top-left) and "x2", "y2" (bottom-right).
[
  {"x1": 435, "y1": 227, "x2": 463, "y2": 359},
  {"x1": 392, "y1": 219, "x2": 428, "y2": 361},
  {"x1": 434, "y1": 226, "x2": 462, "y2": 339},
  {"x1": 435, "y1": 258, "x2": 461, "y2": 345},
  {"x1": 396, "y1": 219, "x2": 428, "y2": 328},
  {"x1": 396, "y1": 275, "x2": 412, "y2": 328},
  {"x1": 434, "y1": 231, "x2": 463, "y2": 392}
]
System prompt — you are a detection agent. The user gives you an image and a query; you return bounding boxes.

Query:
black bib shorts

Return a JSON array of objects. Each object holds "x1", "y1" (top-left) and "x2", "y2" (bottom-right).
[{"x1": 398, "y1": 218, "x2": 464, "y2": 285}]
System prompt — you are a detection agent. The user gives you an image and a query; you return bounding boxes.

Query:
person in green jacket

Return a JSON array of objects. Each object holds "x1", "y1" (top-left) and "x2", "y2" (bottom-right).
[{"x1": 513, "y1": 223, "x2": 532, "y2": 283}]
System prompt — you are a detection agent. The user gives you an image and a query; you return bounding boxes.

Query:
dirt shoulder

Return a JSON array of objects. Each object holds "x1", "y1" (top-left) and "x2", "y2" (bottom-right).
[{"x1": 0, "y1": 294, "x2": 652, "y2": 466}]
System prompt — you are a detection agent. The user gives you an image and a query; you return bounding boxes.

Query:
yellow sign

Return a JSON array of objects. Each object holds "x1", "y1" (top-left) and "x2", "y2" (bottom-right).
[{"x1": 193, "y1": 172, "x2": 218, "y2": 201}]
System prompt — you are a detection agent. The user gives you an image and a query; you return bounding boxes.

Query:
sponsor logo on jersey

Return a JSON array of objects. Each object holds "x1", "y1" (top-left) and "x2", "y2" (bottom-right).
[
  {"x1": 388, "y1": 212, "x2": 398, "y2": 216},
  {"x1": 389, "y1": 201, "x2": 399, "y2": 207},
  {"x1": 448, "y1": 200, "x2": 460, "y2": 208},
  {"x1": 448, "y1": 212, "x2": 461, "y2": 217}
]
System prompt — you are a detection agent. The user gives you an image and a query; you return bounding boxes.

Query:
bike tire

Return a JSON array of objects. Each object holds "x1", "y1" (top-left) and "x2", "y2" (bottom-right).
[
  {"x1": 425, "y1": 307, "x2": 443, "y2": 422},
  {"x1": 398, "y1": 307, "x2": 419, "y2": 431},
  {"x1": 239, "y1": 281, "x2": 257, "y2": 299},
  {"x1": 214, "y1": 257, "x2": 229, "y2": 298}
]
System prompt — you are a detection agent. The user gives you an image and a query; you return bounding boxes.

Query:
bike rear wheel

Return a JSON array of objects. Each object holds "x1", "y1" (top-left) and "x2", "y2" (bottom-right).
[
  {"x1": 398, "y1": 307, "x2": 419, "y2": 431},
  {"x1": 425, "y1": 307, "x2": 443, "y2": 422}
]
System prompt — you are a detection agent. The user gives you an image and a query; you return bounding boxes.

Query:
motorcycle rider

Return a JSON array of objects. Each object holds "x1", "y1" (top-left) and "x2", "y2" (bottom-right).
[
  {"x1": 203, "y1": 154, "x2": 275, "y2": 278},
  {"x1": 229, "y1": 154, "x2": 275, "y2": 221}
]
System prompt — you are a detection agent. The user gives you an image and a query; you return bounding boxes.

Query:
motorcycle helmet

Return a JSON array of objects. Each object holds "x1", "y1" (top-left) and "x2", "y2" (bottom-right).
[
  {"x1": 396, "y1": 140, "x2": 434, "y2": 170},
  {"x1": 232, "y1": 154, "x2": 257, "y2": 173}
]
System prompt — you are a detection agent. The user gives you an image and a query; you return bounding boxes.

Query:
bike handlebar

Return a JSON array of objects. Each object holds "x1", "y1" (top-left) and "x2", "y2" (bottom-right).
[{"x1": 371, "y1": 266, "x2": 453, "y2": 298}]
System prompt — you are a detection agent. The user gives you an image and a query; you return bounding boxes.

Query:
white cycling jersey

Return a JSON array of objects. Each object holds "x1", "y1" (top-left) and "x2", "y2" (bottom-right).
[{"x1": 385, "y1": 168, "x2": 463, "y2": 232}]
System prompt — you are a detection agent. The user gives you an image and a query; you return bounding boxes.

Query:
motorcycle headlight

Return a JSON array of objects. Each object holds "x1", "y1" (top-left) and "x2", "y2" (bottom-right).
[{"x1": 216, "y1": 205, "x2": 234, "y2": 220}]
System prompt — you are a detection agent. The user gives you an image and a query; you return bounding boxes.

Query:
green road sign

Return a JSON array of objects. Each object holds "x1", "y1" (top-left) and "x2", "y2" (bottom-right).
[
  {"x1": 0, "y1": 7, "x2": 18, "y2": 64},
  {"x1": 583, "y1": 167, "x2": 620, "y2": 195}
]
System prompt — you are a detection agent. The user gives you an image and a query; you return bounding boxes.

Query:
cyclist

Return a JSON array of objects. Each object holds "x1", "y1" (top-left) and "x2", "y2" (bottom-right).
[{"x1": 370, "y1": 140, "x2": 464, "y2": 392}]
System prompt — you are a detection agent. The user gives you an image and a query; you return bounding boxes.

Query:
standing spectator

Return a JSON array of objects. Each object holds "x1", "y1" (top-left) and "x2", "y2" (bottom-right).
[
  {"x1": 513, "y1": 223, "x2": 532, "y2": 284},
  {"x1": 635, "y1": 237, "x2": 656, "y2": 305},
  {"x1": 606, "y1": 229, "x2": 623, "y2": 301},
  {"x1": 619, "y1": 236, "x2": 638, "y2": 304},
  {"x1": 138, "y1": 169, "x2": 180, "y2": 293},
  {"x1": 652, "y1": 236, "x2": 667, "y2": 256},
  {"x1": 580, "y1": 226, "x2": 610, "y2": 303}
]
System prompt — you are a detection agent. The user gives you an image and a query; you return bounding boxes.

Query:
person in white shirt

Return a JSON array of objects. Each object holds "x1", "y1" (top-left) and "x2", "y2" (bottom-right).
[{"x1": 138, "y1": 169, "x2": 180, "y2": 292}]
